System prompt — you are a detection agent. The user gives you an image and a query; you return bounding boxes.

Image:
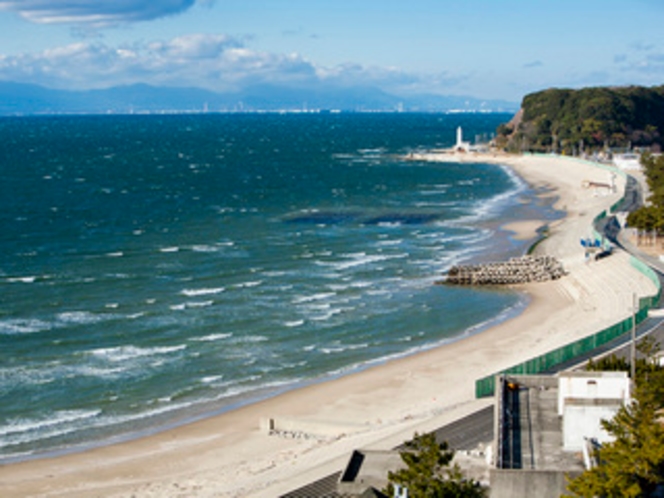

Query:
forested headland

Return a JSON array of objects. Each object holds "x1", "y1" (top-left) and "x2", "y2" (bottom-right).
[{"x1": 496, "y1": 85, "x2": 664, "y2": 154}]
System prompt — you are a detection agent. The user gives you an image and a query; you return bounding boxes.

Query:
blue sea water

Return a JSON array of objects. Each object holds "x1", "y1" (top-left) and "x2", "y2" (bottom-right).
[{"x1": 0, "y1": 113, "x2": 558, "y2": 461}]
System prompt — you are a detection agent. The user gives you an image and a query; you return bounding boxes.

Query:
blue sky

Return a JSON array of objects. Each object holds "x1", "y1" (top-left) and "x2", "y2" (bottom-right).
[{"x1": 0, "y1": 0, "x2": 662, "y2": 102}]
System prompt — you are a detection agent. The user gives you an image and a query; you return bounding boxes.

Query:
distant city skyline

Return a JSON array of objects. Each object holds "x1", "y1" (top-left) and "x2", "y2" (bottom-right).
[{"x1": 0, "y1": 0, "x2": 662, "y2": 102}]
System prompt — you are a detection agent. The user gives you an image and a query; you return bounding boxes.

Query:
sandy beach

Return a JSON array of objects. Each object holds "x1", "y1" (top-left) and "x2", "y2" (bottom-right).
[{"x1": 0, "y1": 153, "x2": 657, "y2": 498}]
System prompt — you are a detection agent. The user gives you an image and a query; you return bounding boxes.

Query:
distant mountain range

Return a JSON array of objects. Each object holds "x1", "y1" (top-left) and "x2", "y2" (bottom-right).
[{"x1": 0, "y1": 81, "x2": 518, "y2": 115}]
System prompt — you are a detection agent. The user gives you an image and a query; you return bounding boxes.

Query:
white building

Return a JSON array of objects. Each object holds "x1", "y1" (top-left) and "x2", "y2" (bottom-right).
[
  {"x1": 455, "y1": 126, "x2": 471, "y2": 152},
  {"x1": 558, "y1": 371, "x2": 630, "y2": 451}
]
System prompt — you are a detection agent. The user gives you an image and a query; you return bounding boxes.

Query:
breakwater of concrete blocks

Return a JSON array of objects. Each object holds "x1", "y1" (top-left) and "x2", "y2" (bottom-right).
[{"x1": 441, "y1": 255, "x2": 566, "y2": 286}]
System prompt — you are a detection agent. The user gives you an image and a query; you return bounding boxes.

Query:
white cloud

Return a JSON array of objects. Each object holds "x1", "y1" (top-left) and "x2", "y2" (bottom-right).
[
  {"x1": 613, "y1": 46, "x2": 664, "y2": 79},
  {"x1": 0, "y1": 33, "x2": 479, "y2": 98},
  {"x1": 148, "y1": 34, "x2": 242, "y2": 60},
  {"x1": 0, "y1": 0, "x2": 198, "y2": 26},
  {"x1": 0, "y1": 34, "x2": 324, "y2": 91}
]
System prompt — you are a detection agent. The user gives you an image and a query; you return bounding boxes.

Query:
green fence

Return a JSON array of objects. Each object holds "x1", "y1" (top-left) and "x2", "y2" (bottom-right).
[
  {"x1": 475, "y1": 313, "x2": 639, "y2": 398},
  {"x1": 475, "y1": 156, "x2": 661, "y2": 398}
]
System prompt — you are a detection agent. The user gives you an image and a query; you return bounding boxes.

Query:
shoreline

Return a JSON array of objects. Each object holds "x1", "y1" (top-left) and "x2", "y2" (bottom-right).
[
  {"x1": 1, "y1": 153, "x2": 658, "y2": 498},
  {"x1": 0, "y1": 151, "x2": 542, "y2": 466}
]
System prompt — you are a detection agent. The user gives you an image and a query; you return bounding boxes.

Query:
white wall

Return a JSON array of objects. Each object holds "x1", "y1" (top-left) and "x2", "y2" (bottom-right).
[
  {"x1": 563, "y1": 402, "x2": 622, "y2": 451},
  {"x1": 557, "y1": 372, "x2": 630, "y2": 416}
]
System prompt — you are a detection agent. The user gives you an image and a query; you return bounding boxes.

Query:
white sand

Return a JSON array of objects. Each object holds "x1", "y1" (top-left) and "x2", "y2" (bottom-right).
[{"x1": 0, "y1": 153, "x2": 657, "y2": 498}]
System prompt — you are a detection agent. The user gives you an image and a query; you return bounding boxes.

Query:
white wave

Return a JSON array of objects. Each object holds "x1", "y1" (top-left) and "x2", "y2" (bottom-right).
[
  {"x1": 88, "y1": 344, "x2": 187, "y2": 362},
  {"x1": 185, "y1": 301, "x2": 213, "y2": 308},
  {"x1": 0, "y1": 409, "x2": 101, "y2": 439},
  {"x1": 75, "y1": 365, "x2": 129, "y2": 378},
  {"x1": 284, "y1": 320, "x2": 304, "y2": 328},
  {"x1": 261, "y1": 270, "x2": 286, "y2": 277},
  {"x1": 0, "y1": 398, "x2": 206, "y2": 451},
  {"x1": 320, "y1": 342, "x2": 368, "y2": 354},
  {"x1": 419, "y1": 189, "x2": 449, "y2": 195},
  {"x1": 200, "y1": 375, "x2": 224, "y2": 384},
  {"x1": 292, "y1": 292, "x2": 336, "y2": 304},
  {"x1": 233, "y1": 280, "x2": 263, "y2": 289},
  {"x1": 375, "y1": 239, "x2": 403, "y2": 246},
  {"x1": 326, "y1": 280, "x2": 376, "y2": 296},
  {"x1": 231, "y1": 335, "x2": 268, "y2": 344},
  {"x1": 351, "y1": 280, "x2": 375, "y2": 289},
  {"x1": 6, "y1": 276, "x2": 37, "y2": 283},
  {"x1": 309, "y1": 308, "x2": 343, "y2": 321},
  {"x1": 190, "y1": 333, "x2": 232, "y2": 342},
  {"x1": 454, "y1": 163, "x2": 528, "y2": 224},
  {"x1": 318, "y1": 253, "x2": 404, "y2": 271},
  {"x1": 0, "y1": 361, "x2": 132, "y2": 389},
  {"x1": 326, "y1": 283, "x2": 353, "y2": 292},
  {"x1": 170, "y1": 301, "x2": 214, "y2": 310},
  {"x1": 189, "y1": 244, "x2": 223, "y2": 253},
  {"x1": 0, "y1": 318, "x2": 51, "y2": 335},
  {"x1": 180, "y1": 287, "x2": 225, "y2": 297},
  {"x1": 367, "y1": 289, "x2": 392, "y2": 297},
  {"x1": 56, "y1": 311, "x2": 108, "y2": 325},
  {"x1": 304, "y1": 303, "x2": 331, "y2": 310},
  {"x1": 216, "y1": 377, "x2": 297, "y2": 401}
]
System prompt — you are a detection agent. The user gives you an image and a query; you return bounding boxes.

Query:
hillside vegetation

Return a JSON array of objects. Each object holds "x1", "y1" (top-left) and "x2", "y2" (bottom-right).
[
  {"x1": 627, "y1": 152, "x2": 664, "y2": 232},
  {"x1": 497, "y1": 86, "x2": 664, "y2": 154}
]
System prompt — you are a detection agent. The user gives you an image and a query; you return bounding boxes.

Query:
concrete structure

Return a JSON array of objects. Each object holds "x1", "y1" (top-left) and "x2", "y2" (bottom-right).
[
  {"x1": 337, "y1": 450, "x2": 403, "y2": 496},
  {"x1": 613, "y1": 152, "x2": 642, "y2": 171},
  {"x1": 491, "y1": 372, "x2": 630, "y2": 498},
  {"x1": 558, "y1": 371, "x2": 630, "y2": 451}
]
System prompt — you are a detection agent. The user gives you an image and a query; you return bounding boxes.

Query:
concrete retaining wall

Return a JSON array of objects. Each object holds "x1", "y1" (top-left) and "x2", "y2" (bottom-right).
[{"x1": 490, "y1": 469, "x2": 581, "y2": 498}]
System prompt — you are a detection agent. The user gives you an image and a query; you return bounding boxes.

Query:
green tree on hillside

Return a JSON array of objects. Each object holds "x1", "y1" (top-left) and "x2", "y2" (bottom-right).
[
  {"x1": 565, "y1": 390, "x2": 664, "y2": 497},
  {"x1": 497, "y1": 85, "x2": 664, "y2": 153},
  {"x1": 627, "y1": 153, "x2": 664, "y2": 232},
  {"x1": 384, "y1": 432, "x2": 486, "y2": 497}
]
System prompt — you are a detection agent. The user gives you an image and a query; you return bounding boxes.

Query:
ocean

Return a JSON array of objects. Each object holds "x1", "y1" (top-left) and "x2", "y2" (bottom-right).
[{"x1": 0, "y1": 112, "x2": 559, "y2": 462}]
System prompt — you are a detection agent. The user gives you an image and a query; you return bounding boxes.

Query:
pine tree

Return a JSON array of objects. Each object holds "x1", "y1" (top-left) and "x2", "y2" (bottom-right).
[
  {"x1": 384, "y1": 432, "x2": 486, "y2": 497},
  {"x1": 566, "y1": 344, "x2": 664, "y2": 497},
  {"x1": 565, "y1": 391, "x2": 664, "y2": 497}
]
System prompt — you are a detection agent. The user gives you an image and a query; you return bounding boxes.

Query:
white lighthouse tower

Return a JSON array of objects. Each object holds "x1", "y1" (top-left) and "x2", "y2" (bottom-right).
[{"x1": 455, "y1": 126, "x2": 470, "y2": 152}]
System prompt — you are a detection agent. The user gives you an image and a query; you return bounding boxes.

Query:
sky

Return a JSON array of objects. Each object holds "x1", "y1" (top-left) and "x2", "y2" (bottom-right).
[{"x1": 0, "y1": 0, "x2": 662, "y2": 102}]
